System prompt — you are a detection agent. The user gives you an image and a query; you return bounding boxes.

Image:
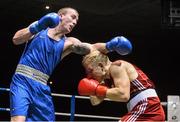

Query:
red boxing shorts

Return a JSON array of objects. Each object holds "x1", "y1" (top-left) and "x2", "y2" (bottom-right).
[{"x1": 121, "y1": 89, "x2": 165, "y2": 122}]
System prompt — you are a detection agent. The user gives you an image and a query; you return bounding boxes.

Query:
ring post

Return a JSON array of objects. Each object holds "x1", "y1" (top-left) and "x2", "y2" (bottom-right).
[{"x1": 70, "y1": 95, "x2": 75, "y2": 121}]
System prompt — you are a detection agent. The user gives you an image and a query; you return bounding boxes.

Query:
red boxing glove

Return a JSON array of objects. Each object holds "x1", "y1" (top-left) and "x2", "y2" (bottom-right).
[
  {"x1": 78, "y1": 78, "x2": 107, "y2": 97},
  {"x1": 96, "y1": 84, "x2": 108, "y2": 97}
]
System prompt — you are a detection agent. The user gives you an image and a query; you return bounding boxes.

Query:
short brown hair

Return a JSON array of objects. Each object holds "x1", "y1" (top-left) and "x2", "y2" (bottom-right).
[{"x1": 57, "y1": 7, "x2": 79, "y2": 16}]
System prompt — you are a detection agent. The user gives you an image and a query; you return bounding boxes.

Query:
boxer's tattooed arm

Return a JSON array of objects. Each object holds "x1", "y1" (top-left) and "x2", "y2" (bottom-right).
[{"x1": 71, "y1": 43, "x2": 91, "y2": 55}]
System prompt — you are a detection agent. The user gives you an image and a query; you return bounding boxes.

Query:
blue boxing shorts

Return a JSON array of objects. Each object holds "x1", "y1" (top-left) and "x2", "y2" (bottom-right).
[{"x1": 10, "y1": 74, "x2": 55, "y2": 121}]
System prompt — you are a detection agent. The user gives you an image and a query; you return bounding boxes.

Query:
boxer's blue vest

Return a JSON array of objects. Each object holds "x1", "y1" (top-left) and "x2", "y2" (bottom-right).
[{"x1": 19, "y1": 29, "x2": 65, "y2": 76}]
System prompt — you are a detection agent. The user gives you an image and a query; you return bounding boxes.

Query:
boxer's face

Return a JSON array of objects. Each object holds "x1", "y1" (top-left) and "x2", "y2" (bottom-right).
[
  {"x1": 90, "y1": 63, "x2": 106, "y2": 81},
  {"x1": 58, "y1": 9, "x2": 79, "y2": 34}
]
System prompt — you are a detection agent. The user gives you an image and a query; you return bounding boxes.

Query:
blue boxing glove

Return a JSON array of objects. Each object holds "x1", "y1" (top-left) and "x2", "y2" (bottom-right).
[
  {"x1": 106, "y1": 36, "x2": 132, "y2": 55},
  {"x1": 29, "y1": 12, "x2": 61, "y2": 34}
]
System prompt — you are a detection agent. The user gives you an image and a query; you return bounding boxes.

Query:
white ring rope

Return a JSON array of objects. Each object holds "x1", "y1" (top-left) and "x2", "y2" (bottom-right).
[
  {"x1": 55, "y1": 112, "x2": 120, "y2": 120},
  {"x1": 52, "y1": 93, "x2": 111, "y2": 101},
  {"x1": 0, "y1": 107, "x2": 120, "y2": 120},
  {"x1": 0, "y1": 87, "x2": 167, "y2": 120},
  {"x1": 0, "y1": 88, "x2": 168, "y2": 105},
  {"x1": 52, "y1": 93, "x2": 168, "y2": 106}
]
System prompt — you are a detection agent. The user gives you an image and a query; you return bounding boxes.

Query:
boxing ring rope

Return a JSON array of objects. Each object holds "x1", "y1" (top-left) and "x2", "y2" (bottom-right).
[
  {"x1": 0, "y1": 87, "x2": 120, "y2": 120},
  {"x1": 52, "y1": 92, "x2": 167, "y2": 106},
  {"x1": 0, "y1": 87, "x2": 179, "y2": 121}
]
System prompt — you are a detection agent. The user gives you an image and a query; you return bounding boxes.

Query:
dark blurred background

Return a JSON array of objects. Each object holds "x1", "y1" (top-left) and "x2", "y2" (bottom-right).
[{"x1": 0, "y1": 0, "x2": 180, "y2": 121}]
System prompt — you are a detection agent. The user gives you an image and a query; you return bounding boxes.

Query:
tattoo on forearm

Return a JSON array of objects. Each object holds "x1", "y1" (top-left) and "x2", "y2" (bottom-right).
[{"x1": 72, "y1": 44, "x2": 90, "y2": 55}]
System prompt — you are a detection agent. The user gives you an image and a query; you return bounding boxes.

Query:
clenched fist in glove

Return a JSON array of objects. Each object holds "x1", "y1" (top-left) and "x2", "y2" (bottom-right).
[
  {"x1": 106, "y1": 36, "x2": 132, "y2": 55},
  {"x1": 78, "y1": 78, "x2": 108, "y2": 97},
  {"x1": 29, "y1": 12, "x2": 61, "y2": 34}
]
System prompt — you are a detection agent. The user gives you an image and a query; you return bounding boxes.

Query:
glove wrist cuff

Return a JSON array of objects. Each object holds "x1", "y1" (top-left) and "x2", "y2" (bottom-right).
[
  {"x1": 105, "y1": 42, "x2": 113, "y2": 52},
  {"x1": 29, "y1": 21, "x2": 39, "y2": 35},
  {"x1": 95, "y1": 84, "x2": 107, "y2": 97}
]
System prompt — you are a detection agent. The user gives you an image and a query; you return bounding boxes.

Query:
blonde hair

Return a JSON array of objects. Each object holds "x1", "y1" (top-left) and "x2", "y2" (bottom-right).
[
  {"x1": 57, "y1": 7, "x2": 79, "y2": 16},
  {"x1": 82, "y1": 51, "x2": 109, "y2": 70}
]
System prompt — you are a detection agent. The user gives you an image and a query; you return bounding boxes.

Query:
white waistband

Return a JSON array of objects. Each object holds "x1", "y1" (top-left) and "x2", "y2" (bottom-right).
[
  {"x1": 15, "y1": 64, "x2": 49, "y2": 85},
  {"x1": 127, "y1": 89, "x2": 157, "y2": 111}
]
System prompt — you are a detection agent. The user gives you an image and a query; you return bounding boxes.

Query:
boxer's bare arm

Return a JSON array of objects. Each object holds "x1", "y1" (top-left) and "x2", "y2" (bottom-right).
[
  {"x1": 106, "y1": 64, "x2": 131, "y2": 102},
  {"x1": 12, "y1": 27, "x2": 34, "y2": 45},
  {"x1": 66, "y1": 37, "x2": 92, "y2": 55},
  {"x1": 71, "y1": 43, "x2": 91, "y2": 55},
  {"x1": 90, "y1": 95, "x2": 104, "y2": 106},
  {"x1": 92, "y1": 43, "x2": 109, "y2": 54}
]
